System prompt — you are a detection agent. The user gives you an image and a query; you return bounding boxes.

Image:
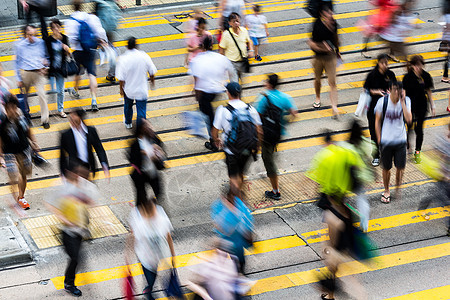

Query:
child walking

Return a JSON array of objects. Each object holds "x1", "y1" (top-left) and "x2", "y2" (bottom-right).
[{"x1": 246, "y1": 4, "x2": 269, "y2": 61}]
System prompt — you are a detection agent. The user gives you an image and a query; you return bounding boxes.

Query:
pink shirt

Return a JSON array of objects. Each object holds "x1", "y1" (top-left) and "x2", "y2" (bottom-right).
[{"x1": 187, "y1": 31, "x2": 212, "y2": 62}]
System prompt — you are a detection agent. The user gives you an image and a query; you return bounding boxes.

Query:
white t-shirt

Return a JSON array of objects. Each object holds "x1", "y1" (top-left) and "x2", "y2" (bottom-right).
[
  {"x1": 116, "y1": 49, "x2": 157, "y2": 100},
  {"x1": 129, "y1": 205, "x2": 173, "y2": 271},
  {"x1": 66, "y1": 11, "x2": 108, "y2": 51},
  {"x1": 213, "y1": 99, "x2": 262, "y2": 154},
  {"x1": 222, "y1": 0, "x2": 245, "y2": 18},
  {"x1": 375, "y1": 95, "x2": 411, "y2": 146},
  {"x1": 379, "y1": 13, "x2": 415, "y2": 42},
  {"x1": 246, "y1": 14, "x2": 268, "y2": 38},
  {"x1": 189, "y1": 51, "x2": 235, "y2": 93}
]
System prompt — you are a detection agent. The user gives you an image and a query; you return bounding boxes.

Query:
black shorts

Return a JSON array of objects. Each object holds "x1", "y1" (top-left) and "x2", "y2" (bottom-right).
[
  {"x1": 381, "y1": 143, "x2": 406, "y2": 170},
  {"x1": 73, "y1": 50, "x2": 97, "y2": 76},
  {"x1": 225, "y1": 152, "x2": 251, "y2": 177}
]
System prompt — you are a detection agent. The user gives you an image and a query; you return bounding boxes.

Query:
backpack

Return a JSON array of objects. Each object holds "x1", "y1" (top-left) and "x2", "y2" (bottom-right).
[
  {"x1": 71, "y1": 17, "x2": 98, "y2": 52},
  {"x1": 261, "y1": 93, "x2": 282, "y2": 145},
  {"x1": 95, "y1": 0, "x2": 121, "y2": 33},
  {"x1": 306, "y1": 0, "x2": 333, "y2": 18},
  {"x1": 225, "y1": 104, "x2": 258, "y2": 155}
]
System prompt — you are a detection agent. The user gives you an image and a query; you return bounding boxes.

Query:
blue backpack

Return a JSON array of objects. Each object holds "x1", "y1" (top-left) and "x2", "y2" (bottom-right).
[
  {"x1": 225, "y1": 104, "x2": 258, "y2": 155},
  {"x1": 71, "y1": 17, "x2": 98, "y2": 51}
]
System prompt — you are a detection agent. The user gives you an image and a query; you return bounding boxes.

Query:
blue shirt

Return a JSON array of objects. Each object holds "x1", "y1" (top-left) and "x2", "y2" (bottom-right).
[
  {"x1": 15, "y1": 37, "x2": 48, "y2": 81},
  {"x1": 255, "y1": 89, "x2": 297, "y2": 135}
]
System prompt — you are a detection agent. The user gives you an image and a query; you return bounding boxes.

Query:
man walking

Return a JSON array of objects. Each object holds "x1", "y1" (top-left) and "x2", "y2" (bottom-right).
[
  {"x1": 189, "y1": 35, "x2": 236, "y2": 151},
  {"x1": 66, "y1": 0, "x2": 108, "y2": 111},
  {"x1": 211, "y1": 82, "x2": 262, "y2": 188},
  {"x1": 116, "y1": 37, "x2": 157, "y2": 129},
  {"x1": 375, "y1": 82, "x2": 412, "y2": 203},
  {"x1": 59, "y1": 108, "x2": 110, "y2": 179},
  {"x1": 256, "y1": 74, "x2": 297, "y2": 200},
  {"x1": 15, "y1": 24, "x2": 50, "y2": 128},
  {"x1": 307, "y1": 4, "x2": 339, "y2": 118}
]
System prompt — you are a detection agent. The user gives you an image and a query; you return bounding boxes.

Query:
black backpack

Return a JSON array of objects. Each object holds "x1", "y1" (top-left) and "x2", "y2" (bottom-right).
[
  {"x1": 261, "y1": 93, "x2": 282, "y2": 145},
  {"x1": 225, "y1": 104, "x2": 258, "y2": 155}
]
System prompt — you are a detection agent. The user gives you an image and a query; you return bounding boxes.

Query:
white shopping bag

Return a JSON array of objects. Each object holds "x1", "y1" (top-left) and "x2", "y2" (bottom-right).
[
  {"x1": 99, "y1": 44, "x2": 118, "y2": 67},
  {"x1": 355, "y1": 90, "x2": 371, "y2": 117}
]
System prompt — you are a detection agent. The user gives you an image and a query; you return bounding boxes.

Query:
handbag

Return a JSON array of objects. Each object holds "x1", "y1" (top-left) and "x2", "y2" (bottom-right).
[
  {"x1": 354, "y1": 89, "x2": 371, "y2": 117},
  {"x1": 227, "y1": 29, "x2": 251, "y2": 73},
  {"x1": 438, "y1": 41, "x2": 450, "y2": 52},
  {"x1": 61, "y1": 54, "x2": 79, "y2": 78},
  {"x1": 31, "y1": 151, "x2": 50, "y2": 168},
  {"x1": 166, "y1": 269, "x2": 183, "y2": 298}
]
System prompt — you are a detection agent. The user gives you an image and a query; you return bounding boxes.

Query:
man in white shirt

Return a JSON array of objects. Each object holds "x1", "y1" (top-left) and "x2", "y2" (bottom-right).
[
  {"x1": 189, "y1": 36, "x2": 236, "y2": 151},
  {"x1": 65, "y1": 0, "x2": 108, "y2": 111},
  {"x1": 116, "y1": 37, "x2": 157, "y2": 129},
  {"x1": 211, "y1": 82, "x2": 262, "y2": 188},
  {"x1": 375, "y1": 82, "x2": 412, "y2": 203}
]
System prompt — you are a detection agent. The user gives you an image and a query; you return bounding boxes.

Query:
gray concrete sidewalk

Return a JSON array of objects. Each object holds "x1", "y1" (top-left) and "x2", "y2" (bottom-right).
[{"x1": 0, "y1": 214, "x2": 32, "y2": 269}]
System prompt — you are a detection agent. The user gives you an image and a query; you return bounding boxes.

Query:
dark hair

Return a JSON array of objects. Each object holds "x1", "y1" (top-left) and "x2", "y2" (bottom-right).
[
  {"x1": 377, "y1": 53, "x2": 390, "y2": 62},
  {"x1": 389, "y1": 81, "x2": 403, "y2": 90},
  {"x1": 73, "y1": 0, "x2": 82, "y2": 11},
  {"x1": 201, "y1": 35, "x2": 213, "y2": 51},
  {"x1": 228, "y1": 12, "x2": 240, "y2": 21},
  {"x1": 324, "y1": 129, "x2": 332, "y2": 144},
  {"x1": 319, "y1": 2, "x2": 333, "y2": 14},
  {"x1": 197, "y1": 17, "x2": 207, "y2": 27},
  {"x1": 70, "y1": 107, "x2": 86, "y2": 119},
  {"x1": 409, "y1": 55, "x2": 424, "y2": 66},
  {"x1": 22, "y1": 24, "x2": 35, "y2": 36},
  {"x1": 253, "y1": 4, "x2": 261, "y2": 12},
  {"x1": 349, "y1": 120, "x2": 363, "y2": 146},
  {"x1": 137, "y1": 197, "x2": 156, "y2": 208},
  {"x1": 50, "y1": 18, "x2": 62, "y2": 28},
  {"x1": 4, "y1": 94, "x2": 19, "y2": 108},
  {"x1": 127, "y1": 37, "x2": 137, "y2": 50},
  {"x1": 267, "y1": 73, "x2": 279, "y2": 89}
]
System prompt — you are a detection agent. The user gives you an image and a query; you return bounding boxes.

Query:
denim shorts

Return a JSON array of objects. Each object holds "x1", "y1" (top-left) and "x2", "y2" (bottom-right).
[{"x1": 250, "y1": 36, "x2": 267, "y2": 46}]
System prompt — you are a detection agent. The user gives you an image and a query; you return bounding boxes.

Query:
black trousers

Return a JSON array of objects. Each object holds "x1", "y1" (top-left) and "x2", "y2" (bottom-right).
[
  {"x1": 444, "y1": 52, "x2": 450, "y2": 78},
  {"x1": 407, "y1": 111, "x2": 426, "y2": 151},
  {"x1": 131, "y1": 170, "x2": 161, "y2": 206},
  {"x1": 62, "y1": 231, "x2": 83, "y2": 287},
  {"x1": 196, "y1": 91, "x2": 217, "y2": 137},
  {"x1": 25, "y1": 4, "x2": 46, "y2": 30}
]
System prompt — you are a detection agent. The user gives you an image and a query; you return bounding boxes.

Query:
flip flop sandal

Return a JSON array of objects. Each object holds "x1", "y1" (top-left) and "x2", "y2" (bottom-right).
[
  {"x1": 313, "y1": 102, "x2": 321, "y2": 108},
  {"x1": 321, "y1": 294, "x2": 335, "y2": 300},
  {"x1": 381, "y1": 194, "x2": 391, "y2": 204}
]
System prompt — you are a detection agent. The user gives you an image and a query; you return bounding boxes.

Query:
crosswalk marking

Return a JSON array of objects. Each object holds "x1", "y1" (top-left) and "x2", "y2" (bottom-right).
[
  {"x1": 383, "y1": 285, "x2": 450, "y2": 299},
  {"x1": 49, "y1": 207, "x2": 449, "y2": 290}
]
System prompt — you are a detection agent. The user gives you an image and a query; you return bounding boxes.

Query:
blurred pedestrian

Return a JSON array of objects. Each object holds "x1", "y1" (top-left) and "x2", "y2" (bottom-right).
[
  {"x1": 375, "y1": 82, "x2": 412, "y2": 203},
  {"x1": 116, "y1": 37, "x2": 157, "y2": 129},
  {"x1": 0, "y1": 95, "x2": 39, "y2": 210},
  {"x1": 20, "y1": 0, "x2": 57, "y2": 28},
  {"x1": 46, "y1": 160, "x2": 99, "y2": 297},
  {"x1": 183, "y1": 8, "x2": 203, "y2": 67},
  {"x1": 246, "y1": 4, "x2": 269, "y2": 61},
  {"x1": 441, "y1": 1, "x2": 450, "y2": 83},
  {"x1": 363, "y1": 54, "x2": 397, "y2": 166},
  {"x1": 42, "y1": 19, "x2": 71, "y2": 118},
  {"x1": 219, "y1": 13, "x2": 254, "y2": 81},
  {"x1": 0, "y1": 63, "x2": 13, "y2": 91},
  {"x1": 14, "y1": 24, "x2": 50, "y2": 128},
  {"x1": 128, "y1": 119, "x2": 166, "y2": 206},
  {"x1": 59, "y1": 108, "x2": 110, "y2": 179},
  {"x1": 211, "y1": 82, "x2": 262, "y2": 189},
  {"x1": 379, "y1": 0, "x2": 417, "y2": 62},
  {"x1": 219, "y1": 0, "x2": 245, "y2": 32},
  {"x1": 307, "y1": 5, "x2": 340, "y2": 117},
  {"x1": 186, "y1": 18, "x2": 212, "y2": 64},
  {"x1": 211, "y1": 184, "x2": 254, "y2": 274},
  {"x1": 256, "y1": 74, "x2": 297, "y2": 200},
  {"x1": 126, "y1": 197, "x2": 176, "y2": 300},
  {"x1": 66, "y1": 0, "x2": 108, "y2": 112},
  {"x1": 94, "y1": 0, "x2": 121, "y2": 82},
  {"x1": 403, "y1": 55, "x2": 435, "y2": 164},
  {"x1": 189, "y1": 35, "x2": 236, "y2": 151}
]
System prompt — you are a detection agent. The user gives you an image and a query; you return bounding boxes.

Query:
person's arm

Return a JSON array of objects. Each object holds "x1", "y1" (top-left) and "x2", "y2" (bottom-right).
[
  {"x1": 15, "y1": 43, "x2": 23, "y2": 85},
  {"x1": 375, "y1": 109, "x2": 382, "y2": 145},
  {"x1": 146, "y1": 55, "x2": 157, "y2": 89},
  {"x1": 90, "y1": 15, "x2": 108, "y2": 44},
  {"x1": 219, "y1": 47, "x2": 225, "y2": 55},
  {"x1": 20, "y1": 0, "x2": 29, "y2": 11},
  {"x1": 306, "y1": 39, "x2": 330, "y2": 53},
  {"x1": 27, "y1": 128, "x2": 39, "y2": 152},
  {"x1": 219, "y1": 31, "x2": 228, "y2": 55},
  {"x1": 264, "y1": 22, "x2": 269, "y2": 37},
  {"x1": 427, "y1": 89, "x2": 436, "y2": 116},
  {"x1": 211, "y1": 126, "x2": 221, "y2": 149},
  {"x1": 166, "y1": 232, "x2": 176, "y2": 268},
  {"x1": 246, "y1": 31, "x2": 254, "y2": 58},
  {"x1": 119, "y1": 81, "x2": 125, "y2": 97},
  {"x1": 401, "y1": 95, "x2": 412, "y2": 125},
  {"x1": 90, "y1": 127, "x2": 110, "y2": 179}
]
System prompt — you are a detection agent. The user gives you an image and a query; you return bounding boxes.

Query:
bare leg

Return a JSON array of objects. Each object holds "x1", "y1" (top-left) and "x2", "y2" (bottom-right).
[
  {"x1": 314, "y1": 78, "x2": 321, "y2": 104},
  {"x1": 74, "y1": 75, "x2": 80, "y2": 92},
  {"x1": 18, "y1": 174, "x2": 27, "y2": 199},
  {"x1": 254, "y1": 44, "x2": 259, "y2": 57},
  {"x1": 329, "y1": 85, "x2": 338, "y2": 115},
  {"x1": 269, "y1": 174, "x2": 279, "y2": 191},
  {"x1": 382, "y1": 168, "x2": 391, "y2": 198},
  {"x1": 89, "y1": 74, "x2": 97, "y2": 99},
  {"x1": 395, "y1": 168, "x2": 404, "y2": 199}
]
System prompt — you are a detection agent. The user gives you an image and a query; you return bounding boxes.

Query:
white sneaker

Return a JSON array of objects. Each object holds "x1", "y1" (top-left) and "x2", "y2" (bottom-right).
[{"x1": 125, "y1": 123, "x2": 132, "y2": 129}]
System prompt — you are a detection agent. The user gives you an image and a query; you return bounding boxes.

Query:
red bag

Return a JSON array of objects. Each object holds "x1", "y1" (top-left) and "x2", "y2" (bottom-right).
[{"x1": 123, "y1": 268, "x2": 135, "y2": 300}]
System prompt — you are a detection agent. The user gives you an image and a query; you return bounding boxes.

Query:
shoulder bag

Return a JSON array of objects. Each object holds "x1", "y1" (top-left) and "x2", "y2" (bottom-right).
[
  {"x1": 61, "y1": 53, "x2": 79, "y2": 78},
  {"x1": 227, "y1": 28, "x2": 251, "y2": 73}
]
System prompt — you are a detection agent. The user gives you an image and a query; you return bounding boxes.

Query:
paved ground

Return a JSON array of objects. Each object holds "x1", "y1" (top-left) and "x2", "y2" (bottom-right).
[{"x1": 0, "y1": 0, "x2": 449, "y2": 299}]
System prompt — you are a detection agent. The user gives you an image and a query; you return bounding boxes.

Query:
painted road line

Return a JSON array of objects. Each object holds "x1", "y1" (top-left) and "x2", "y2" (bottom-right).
[
  {"x1": 36, "y1": 90, "x2": 449, "y2": 161},
  {"x1": 27, "y1": 65, "x2": 448, "y2": 136},
  {"x1": 384, "y1": 285, "x2": 450, "y2": 300},
  {"x1": 7, "y1": 115, "x2": 447, "y2": 196},
  {"x1": 49, "y1": 207, "x2": 449, "y2": 290}
]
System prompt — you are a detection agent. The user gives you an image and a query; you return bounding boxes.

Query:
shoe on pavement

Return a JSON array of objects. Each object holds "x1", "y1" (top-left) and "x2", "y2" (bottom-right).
[
  {"x1": 70, "y1": 89, "x2": 81, "y2": 99},
  {"x1": 42, "y1": 122, "x2": 50, "y2": 129},
  {"x1": 265, "y1": 190, "x2": 281, "y2": 200},
  {"x1": 18, "y1": 197, "x2": 30, "y2": 210},
  {"x1": 414, "y1": 151, "x2": 421, "y2": 164},
  {"x1": 371, "y1": 158, "x2": 380, "y2": 167},
  {"x1": 205, "y1": 141, "x2": 218, "y2": 151},
  {"x1": 64, "y1": 285, "x2": 82, "y2": 297},
  {"x1": 59, "y1": 111, "x2": 67, "y2": 118},
  {"x1": 91, "y1": 104, "x2": 99, "y2": 112},
  {"x1": 255, "y1": 55, "x2": 262, "y2": 61},
  {"x1": 125, "y1": 123, "x2": 132, "y2": 129},
  {"x1": 105, "y1": 75, "x2": 116, "y2": 82}
]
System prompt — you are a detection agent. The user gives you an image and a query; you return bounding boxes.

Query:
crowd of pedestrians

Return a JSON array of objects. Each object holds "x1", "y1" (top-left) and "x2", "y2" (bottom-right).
[{"x1": 0, "y1": 0, "x2": 449, "y2": 298}]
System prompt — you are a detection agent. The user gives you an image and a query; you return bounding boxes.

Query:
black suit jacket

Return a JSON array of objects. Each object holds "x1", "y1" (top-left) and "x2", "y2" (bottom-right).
[{"x1": 60, "y1": 125, "x2": 109, "y2": 176}]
